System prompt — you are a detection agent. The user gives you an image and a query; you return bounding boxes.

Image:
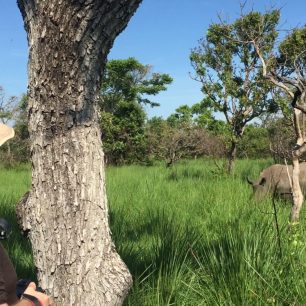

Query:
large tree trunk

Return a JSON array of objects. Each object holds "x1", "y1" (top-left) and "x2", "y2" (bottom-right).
[{"x1": 16, "y1": 1, "x2": 142, "y2": 305}]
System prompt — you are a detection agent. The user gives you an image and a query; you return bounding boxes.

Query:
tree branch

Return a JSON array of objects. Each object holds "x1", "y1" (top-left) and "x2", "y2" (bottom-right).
[{"x1": 252, "y1": 41, "x2": 295, "y2": 98}]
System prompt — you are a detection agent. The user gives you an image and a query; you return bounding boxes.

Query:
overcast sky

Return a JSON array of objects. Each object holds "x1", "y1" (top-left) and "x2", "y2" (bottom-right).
[{"x1": 0, "y1": 0, "x2": 305, "y2": 118}]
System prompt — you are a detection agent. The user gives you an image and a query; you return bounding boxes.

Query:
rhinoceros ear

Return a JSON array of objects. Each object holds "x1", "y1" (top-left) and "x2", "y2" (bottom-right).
[{"x1": 259, "y1": 177, "x2": 266, "y2": 186}]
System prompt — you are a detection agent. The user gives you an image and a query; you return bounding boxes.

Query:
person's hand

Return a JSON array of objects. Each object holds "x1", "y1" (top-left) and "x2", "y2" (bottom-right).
[{"x1": 23, "y1": 282, "x2": 53, "y2": 306}]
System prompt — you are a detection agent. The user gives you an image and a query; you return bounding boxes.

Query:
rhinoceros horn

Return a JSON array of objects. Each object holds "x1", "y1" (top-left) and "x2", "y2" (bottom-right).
[
  {"x1": 248, "y1": 176, "x2": 266, "y2": 186},
  {"x1": 247, "y1": 177, "x2": 253, "y2": 185}
]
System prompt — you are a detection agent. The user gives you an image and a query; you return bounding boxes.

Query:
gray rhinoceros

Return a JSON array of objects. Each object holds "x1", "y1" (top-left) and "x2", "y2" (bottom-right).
[{"x1": 247, "y1": 162, "x2": 306, "y2": 201}]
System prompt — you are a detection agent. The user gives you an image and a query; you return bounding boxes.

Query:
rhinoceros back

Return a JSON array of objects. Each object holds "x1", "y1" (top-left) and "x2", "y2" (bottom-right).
[
  {"x1": 267, "y1": 162, "x2": 306, "y2": 194},
  {"x1": 262, "y1": 164, "x2": 292, "y2": 194},
  {"x1": 298, "y1": 162, "x2": 306, "y2": 192}
]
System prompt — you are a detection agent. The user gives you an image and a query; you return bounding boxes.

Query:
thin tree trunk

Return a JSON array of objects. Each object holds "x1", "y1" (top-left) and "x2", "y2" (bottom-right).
[
  {"x1": 291, "y1": 156, "x2": 303, "y2": 222},
  {"x1": 227, "y1": 140, "x2": 237, "y2": 174},
  {"x1": 6, "y1": 142, "x2": 12, "y2": 165},
  {"x1": 16, "y1": 1, "x2": 142, "y2": 305},
  {"x1": 290, "y1": 108, "x2": 306, "y2": 223}
]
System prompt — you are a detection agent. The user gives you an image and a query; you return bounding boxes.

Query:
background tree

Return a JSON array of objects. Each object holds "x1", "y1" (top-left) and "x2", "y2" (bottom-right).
[
  {"x1": 100, "y1": 101, "x2": 147, "y2": 165},
  {"x1": 146, "y1": 114, "x2": 193, "y2": 167},
  {"x1": 167, "y1": 104, "x2": 194, "y2": 127},
  {"x1": 3, "y1": 94, "x2": 30, "y2": 164},
  {"x1": 237, "y1": 124, "x2": 270, "y2": 159},
  {"x1": 266, "y1": 116, "x2": 295, "y2": 163},
  {"x1": 16, "y1": 1, "x2": 142, "y2": 305},
  {"x1": 0, "y1": 86, "x2": 20, "y2": 162},
  {"x1": 259, "y1": 90, "x2": 295, "y2": 163},
  {"x1": 190, "y1": 11, "x2": 277, "y2": 173},
  {"x1": 10, "y1": 94, "x2": 30, "y2": 163},
  {"x1": 99, "y1": 58, "x2": 172, "y2": 165},
  {"x1": 251, "y1": 14, "x2": 306, "y2": 221},
  {"x1": 146, "y1": 106, "x2": 226, "y2": 167},
  {"x1": 0, "y1": 86, "x2": 19, "y2": 124}
]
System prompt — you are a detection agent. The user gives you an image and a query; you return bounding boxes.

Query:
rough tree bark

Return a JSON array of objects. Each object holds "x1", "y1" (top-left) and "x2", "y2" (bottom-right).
[{"x1": 16, "y1": 1, "x2": 142, "y2": 305}]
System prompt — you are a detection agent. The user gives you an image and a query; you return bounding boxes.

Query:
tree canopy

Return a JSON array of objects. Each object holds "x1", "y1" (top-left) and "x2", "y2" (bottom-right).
[
  {"x1": 99, "y1": 58, "x2": 172, "y2": 164},
  {"x1": 190, "y1": 10, "x2": 278, "y2": 173},
  {"x1": 100, "y1": 57, "x2": 172, "y2": 111}
]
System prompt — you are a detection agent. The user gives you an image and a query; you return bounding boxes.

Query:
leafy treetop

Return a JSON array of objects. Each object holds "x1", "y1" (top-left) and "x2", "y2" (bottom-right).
[{"x1": 100, "y1": 57, "x2": 173, "y2": 112}]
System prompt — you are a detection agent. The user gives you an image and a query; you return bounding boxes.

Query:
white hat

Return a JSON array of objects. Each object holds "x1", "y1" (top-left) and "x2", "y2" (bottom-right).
[{"x1": 0, "y1": 124, "x2": 14, "y2": 146}]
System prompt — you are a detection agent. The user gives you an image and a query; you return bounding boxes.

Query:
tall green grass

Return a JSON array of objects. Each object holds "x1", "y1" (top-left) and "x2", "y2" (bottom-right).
[
  {"x1": 1, "y1": 159, "x2": 305, "y2": 305},
  {"x1": 0, "y1": 164, "x2": 34, "y2": 279}
]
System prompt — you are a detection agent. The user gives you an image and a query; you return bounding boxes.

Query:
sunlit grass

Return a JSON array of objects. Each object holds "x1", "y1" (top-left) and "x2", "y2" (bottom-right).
[
  {"x1": 0, "y1": 159, "x2": 305, "y2": 305},
  {"x1": 0, "y1": 164, "x2": 34, "y2": 279}
]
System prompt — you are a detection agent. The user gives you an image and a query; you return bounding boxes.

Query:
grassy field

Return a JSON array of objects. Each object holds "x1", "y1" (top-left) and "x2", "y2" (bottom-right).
[{"x1": 0, "y1": 159, "x2": 305, "y2": 305}]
